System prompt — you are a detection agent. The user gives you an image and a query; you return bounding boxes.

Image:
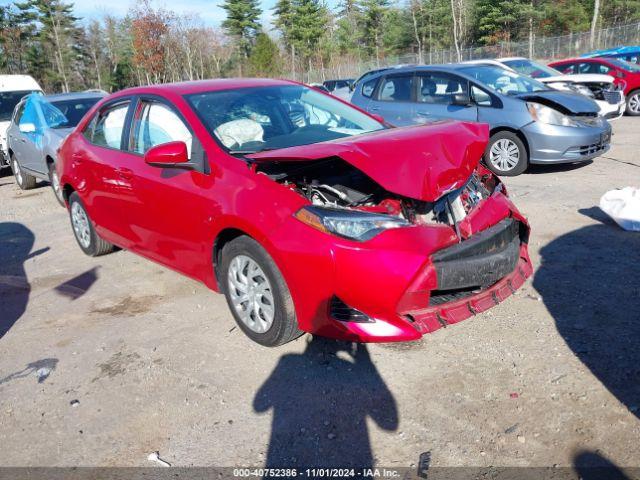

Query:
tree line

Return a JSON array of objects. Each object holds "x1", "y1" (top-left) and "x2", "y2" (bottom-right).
[{"x1": 1, "y1": 0, "x2": 639, "y2": 93}]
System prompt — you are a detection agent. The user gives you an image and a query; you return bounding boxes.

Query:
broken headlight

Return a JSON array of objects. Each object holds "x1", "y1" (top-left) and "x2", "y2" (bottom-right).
[
  {"x1": 527, "y1": 102, "x2": 579, "y2": 127},
  {"x1": 295, "y1": 206, "x2": 410, "y2": 241}
]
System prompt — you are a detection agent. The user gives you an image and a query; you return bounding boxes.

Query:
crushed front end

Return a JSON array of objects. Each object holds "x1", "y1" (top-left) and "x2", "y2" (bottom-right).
[{"x1": 252, "y1": 122, "x2": 532, "y2": 342}]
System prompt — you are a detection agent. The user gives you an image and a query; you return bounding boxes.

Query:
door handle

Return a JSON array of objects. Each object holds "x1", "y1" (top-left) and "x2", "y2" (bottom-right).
[
  {"x1": 115, "y1": 167, "x2": 133, "y2": 180},
  {"x1": 370, "y1": 107, "x2": 380, "y2": 111},
  {"x1": 416, "y1": 111, "x2": 431, "y2": 117}
]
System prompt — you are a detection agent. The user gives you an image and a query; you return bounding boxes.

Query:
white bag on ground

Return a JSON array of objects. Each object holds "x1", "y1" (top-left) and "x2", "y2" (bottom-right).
[{"x1": 599, "y1": 187, "x2": 640, "y2": 231}]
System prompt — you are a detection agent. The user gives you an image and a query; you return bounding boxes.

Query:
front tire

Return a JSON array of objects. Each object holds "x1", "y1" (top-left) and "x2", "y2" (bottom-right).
[
  {"x1": 220, "y1": 236, "x2": 302, "y2": 347},
  {"x1": 483, "y1": 131, "x2": 528, "y2": 177},
  {"x1": 68, "y1": 192, "x2": 115, "y2": 257},
  {"x1": 48, "y1": 162, "x2": 65, "y2": 206},
  {"x1": 626, "y1": 89, "x2": 640, "y2": 116},
  {"x1": 10, "y1": 154, "x2": 36, "y2": 190}
]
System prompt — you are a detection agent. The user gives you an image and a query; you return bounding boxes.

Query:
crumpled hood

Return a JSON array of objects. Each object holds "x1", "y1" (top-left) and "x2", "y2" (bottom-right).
[
  {"x1": 539, "y1": 73, "x2": 614, "y2": 85},
  {"x1": 249, "y1": 121, "x2": 489, "y2": 202},
  {"x1": 517, "y1": 90, "x2": 601, "y2": 115}
]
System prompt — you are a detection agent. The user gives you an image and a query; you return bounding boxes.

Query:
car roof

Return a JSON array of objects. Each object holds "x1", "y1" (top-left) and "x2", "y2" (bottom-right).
[
  {"x1": 44, "y1": 91, "x2": 107, "y2": 102},
  {"x1": 582, "y1": 46, "x2": 640, "y2": 57},
  {"x1": 0, "y1": 75, "x2": 42, "y2": 92},
  {"x1": 112, "y1": 78, "x2": 296, "y2": 98}
]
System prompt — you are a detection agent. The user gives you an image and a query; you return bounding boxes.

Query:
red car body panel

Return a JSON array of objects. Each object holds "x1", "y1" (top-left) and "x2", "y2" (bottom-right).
[
  {"x1": 249, "y1": 121, "x2": 489, "y2": 202},
  {"x1": 549, "y1": 57, "x2": 640, "y2": 96},
  {"x1": 57, "y1": 79, "x2": 532, "y2": 343}
]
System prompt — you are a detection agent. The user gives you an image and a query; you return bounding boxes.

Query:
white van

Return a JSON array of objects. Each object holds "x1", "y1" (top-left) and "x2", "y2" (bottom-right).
[{"x1": 0, "y1": 75, "x2": 42, "y2": 168}]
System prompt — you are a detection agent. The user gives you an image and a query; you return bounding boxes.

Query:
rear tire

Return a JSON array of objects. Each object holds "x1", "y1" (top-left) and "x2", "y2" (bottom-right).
[
  {"x1": 10, "y1": 154, "x2": 37, "y2": 190},
  {"x1": 48, "y1": 162, "x2": 65, "y2": 206},
  {"x1": 68, "y1": 192, "x2": 115, "y2": 257},
  {"x1": 626, "y1": 89, "x2": 640, "y2": 116},
  {"x1": 483, "y1": 131, "x2": 528, "y2": 177},
  {"x1": 220, "y1": 235, "x2": 302, "y2": 347}
]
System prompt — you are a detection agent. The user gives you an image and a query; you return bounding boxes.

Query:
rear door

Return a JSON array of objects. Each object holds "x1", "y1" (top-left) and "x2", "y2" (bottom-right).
[
  {"x1": 367, "y1": 73, "x2": 416, "y2": 126},
  {"x1": 414, "y1": 71, "x2": 477, "y2": 123},
  {"x1": 79, "y1": 98, "x2": 138, "y2": 248}
]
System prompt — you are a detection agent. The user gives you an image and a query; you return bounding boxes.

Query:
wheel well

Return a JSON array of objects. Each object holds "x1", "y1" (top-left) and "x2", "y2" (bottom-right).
[
  {"x1": 213, "y1": 228, "x2": 250, "y2": 282},
  {"x1": 62, "y1": 184, "x2": 75, "y2": 204},
  {"x1": 489, "y1": 127, "x2": 530, "y2": 159}
]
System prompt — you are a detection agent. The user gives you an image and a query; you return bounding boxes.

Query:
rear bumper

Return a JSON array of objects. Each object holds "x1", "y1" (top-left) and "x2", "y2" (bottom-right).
[{"x1": 522, "y1": 121, "x2": 612, "y2": 164}]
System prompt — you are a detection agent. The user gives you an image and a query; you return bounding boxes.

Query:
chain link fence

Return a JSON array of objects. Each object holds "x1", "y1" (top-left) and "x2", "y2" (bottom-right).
[{"x1": 307, "y1": 21, "x2": 640, "y2": 82}]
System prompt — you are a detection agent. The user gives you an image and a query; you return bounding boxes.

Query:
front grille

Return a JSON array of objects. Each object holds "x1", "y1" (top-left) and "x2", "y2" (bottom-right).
[
  {"x1": 567, "y1": 138, "x2": 609, "y2": 157},
  {"x1": 603, "y1": 89, "x2": 622, "y2": 104},
  {"x1": 431, "y1": 218, "x2": 524, "y2": 291}
]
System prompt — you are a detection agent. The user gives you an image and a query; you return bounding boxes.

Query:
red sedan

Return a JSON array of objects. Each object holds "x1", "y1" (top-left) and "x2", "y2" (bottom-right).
[
  {"x1": 549, "y1": 57, "x2": 640, "y2": 115},
  {"x1": 57, "y1": 79, "x2": 532, "y2": 346}
]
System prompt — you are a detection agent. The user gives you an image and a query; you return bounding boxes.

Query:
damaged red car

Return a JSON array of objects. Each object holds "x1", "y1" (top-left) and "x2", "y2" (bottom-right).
[{"x1": 58, "y1": 79, "x2": 532, "y2": 346}]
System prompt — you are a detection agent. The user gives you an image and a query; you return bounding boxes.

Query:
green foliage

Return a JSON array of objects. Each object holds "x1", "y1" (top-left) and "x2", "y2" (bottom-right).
[
  {"x1": 221, "y1": 0, "x2": 262, "y2": 57},
  {"x1": 248, "y1": 32, "x2": 282, "y2": 76}
]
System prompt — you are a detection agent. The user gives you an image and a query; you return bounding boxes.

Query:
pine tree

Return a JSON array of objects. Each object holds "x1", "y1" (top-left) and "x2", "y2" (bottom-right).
[
  {"x1": 248, "y1": 32, "x2": 282, "y2": 76},
  {"x1": 358, "y1": 0, "x2": 390, "y2": 63},
  {"x1": 221, "y1": 0, "x2": 262, "y2": 63}
]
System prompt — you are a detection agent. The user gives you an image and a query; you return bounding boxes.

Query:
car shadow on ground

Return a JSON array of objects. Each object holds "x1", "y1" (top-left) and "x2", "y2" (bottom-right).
[
  {"x1": 574, "y1": 450, "x2": 633, "y2": 480},
  {"x1": 0, "y1": 222, "x2": 49, "y2": 339},
  {"x1": 254, "y1": 336, "x2": 398, "y2": 468},
  {"x1": 526, "y1": 161, "x2": 593, "y2": 175},
  {"x1": 533, "y1": 221, "x2": 640, "y2": 421}
]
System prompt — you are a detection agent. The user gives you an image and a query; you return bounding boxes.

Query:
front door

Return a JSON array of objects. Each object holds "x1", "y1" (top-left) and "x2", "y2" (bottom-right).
[
  {"x1": 414, "y1": 72, "x2": 478, "y2": 123},
  {"x1": 123, "y1": 98, "x2": 215, "y2": 280}
]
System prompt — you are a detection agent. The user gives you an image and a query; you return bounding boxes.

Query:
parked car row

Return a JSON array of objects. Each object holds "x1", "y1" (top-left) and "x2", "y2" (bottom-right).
[{"x1": 0, "y1": 49, "x2": 635, "y2": 347}]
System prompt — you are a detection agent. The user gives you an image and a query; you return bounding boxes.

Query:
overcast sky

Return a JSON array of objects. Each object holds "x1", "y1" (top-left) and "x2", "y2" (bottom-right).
[{"x1": 0, "y1": 0, "x2": 339, "y2": 28}]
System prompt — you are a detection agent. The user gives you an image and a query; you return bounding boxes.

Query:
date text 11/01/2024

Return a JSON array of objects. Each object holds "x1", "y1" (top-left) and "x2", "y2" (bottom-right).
[{"x1": 232, "y1": 468, "x2": 402, "y2": 477}]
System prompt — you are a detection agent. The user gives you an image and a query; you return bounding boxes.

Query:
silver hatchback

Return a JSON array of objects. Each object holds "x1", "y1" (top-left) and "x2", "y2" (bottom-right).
[
  {"x1": 351, "y1": 64, "x2": 612, "y2": 176},
  {"x1": 7, "y1": 91, "x2": 104, "y2": 203}
]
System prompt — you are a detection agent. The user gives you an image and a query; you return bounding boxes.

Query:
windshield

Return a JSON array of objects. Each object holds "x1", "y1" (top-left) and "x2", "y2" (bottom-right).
[
  {"x1": 186, "y1": 85, "x2": 384, "y2": 154},
  {"x1": 45, "y1": 97, "x2": 101, "y2": 128},
  {"x1": 0, "y1": 90, "x2": 38, "y2": 122},
  {"x1": 607, "y1": 58, "x2": 640, "y2": 72},
  {"x1": 501, "y1": 59, "x2": 562, "y2": 79},
  {"x1": 460, "y1": 65, "x2": 549, "y2": 94}
]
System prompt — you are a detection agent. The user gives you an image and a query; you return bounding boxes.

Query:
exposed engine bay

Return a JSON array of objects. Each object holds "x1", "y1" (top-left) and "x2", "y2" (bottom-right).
[{"x1": 257, "y1": 157, "x2": 498, "y2": 227}]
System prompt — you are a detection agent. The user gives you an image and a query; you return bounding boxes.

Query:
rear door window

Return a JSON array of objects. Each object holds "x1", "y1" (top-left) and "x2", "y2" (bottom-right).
[
  {"x1": 361, "y1": 78, "x2": 378, "y2": 98},
  {"x1": 417, "y1": 73, "x2": 469, "y2": 104},
  {"x1": 578, "y1": 62, "x2": 611, "y2": 74},
  {"x1": 87, "y1": 101, "x2": 130, "y2": 150},
  {"x1": 377, "y1": 75, "x2": 413, "y2": 102}
]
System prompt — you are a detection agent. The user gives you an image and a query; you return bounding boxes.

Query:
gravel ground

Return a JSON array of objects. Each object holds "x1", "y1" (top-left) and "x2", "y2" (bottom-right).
[{"x1": 0, "y1": 118, "x2": 639, "y2": 473}]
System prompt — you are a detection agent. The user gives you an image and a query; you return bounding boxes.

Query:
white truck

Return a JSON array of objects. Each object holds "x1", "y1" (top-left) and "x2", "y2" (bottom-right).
[{"x1": 0, "y1": 75, "x2": 42, "y2": 169}]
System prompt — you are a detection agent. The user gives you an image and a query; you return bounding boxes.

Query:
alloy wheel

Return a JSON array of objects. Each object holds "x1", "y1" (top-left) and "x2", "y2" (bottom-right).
[
  {"x1": 51, "y1": 169, "x2": 63, "y2": 202},
  {"x1": 13, "y1": 158, "x2": 22, "y2": 185},
  {"x1": 629, "y1": 93, "x2": 640, "y2": 114},
  {"x1": 71, "y1": 201, "x2": 91, "y2": 249},
  {"x1": 489, "y1": 139, "x2": 520, "y2": 172},
  {"x1": 227, "y1": 254, "x2": 275, "y2": 333}
]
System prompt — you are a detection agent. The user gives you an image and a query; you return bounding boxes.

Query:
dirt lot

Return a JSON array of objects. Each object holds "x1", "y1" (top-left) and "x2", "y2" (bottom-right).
[{"x1": 0, "y1": 118, "x2": 639, "y2": 473}]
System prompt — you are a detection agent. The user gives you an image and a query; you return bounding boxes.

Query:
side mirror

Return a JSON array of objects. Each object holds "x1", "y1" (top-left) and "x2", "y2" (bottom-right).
[
  {"x1": 144, "y1": 141, "x2": 193, "y2": 169},
  {"x1": 451, "y1": 93, "x2": 473, "y2": 107},
  {"x1": 19, "y1": 122, "x2": 36, "y2": 134}
]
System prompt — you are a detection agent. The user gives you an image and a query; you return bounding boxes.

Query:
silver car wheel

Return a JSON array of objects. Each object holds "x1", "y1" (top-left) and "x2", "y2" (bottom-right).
[
  {"x1": 629, "y1": 93, "x2": 640, "y2": 114},
  {"x1": 71, "y1": 201, "x2": 91, "y2": 249},
  {"x1": 489, "y1": 139, "x2": 520, "y2": 172},
  {"x1": 51, "y1": 169, "x2": 63, "y2": 202},
  {"x1": 227, "y1": 254, "x2": 275, "y2": 333},
  {"x1": 13, "y1": 158, "x2": 22, "y2": 185}
]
